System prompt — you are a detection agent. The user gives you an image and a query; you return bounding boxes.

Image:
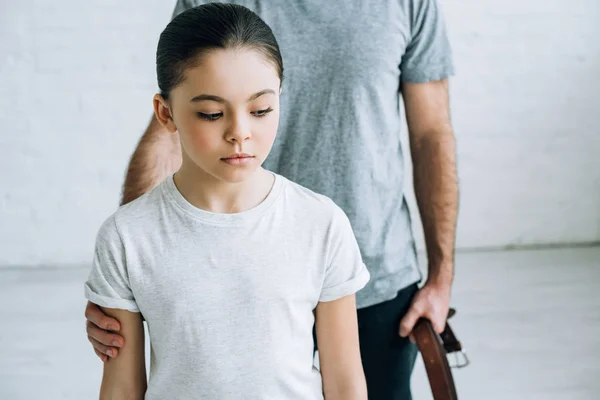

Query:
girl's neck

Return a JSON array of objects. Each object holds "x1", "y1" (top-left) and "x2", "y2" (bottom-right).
[{"x1": 173, "y1": 164, "x2": 275, "y2": 214}]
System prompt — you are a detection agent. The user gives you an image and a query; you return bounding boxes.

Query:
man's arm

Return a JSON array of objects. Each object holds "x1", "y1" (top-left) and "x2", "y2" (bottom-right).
[
  {"x1": 315, "y1": 295, "x2": 368, "y2": 400},
  {"x1": 86, "y1": 114, "x2": 181, "y2": 363},
  {"x1": 399, "y1": 79, "x2": 458, "y2": 336},
  {"x1": 99, "y1": 308, "x2": 146, "y2": 400},
  {"x1": 120, "y1": 114, "x2": 182, "y2": 205}
]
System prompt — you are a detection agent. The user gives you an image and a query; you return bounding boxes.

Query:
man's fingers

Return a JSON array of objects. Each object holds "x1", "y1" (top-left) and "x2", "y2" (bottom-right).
[
  {"x1": 85, "y1": 301, "x2": 121, "y2": 332},
  {"x1": 94, "y1": 348, "x2": 108, "y2": 363},
  {"x1": 86, "y1": 320, "x2": 124, "y2": 348},
  {"x1": 88, "y1": 336, "x2": 119, "y2": 358},
  {"x1": 432, "y1": 317, "x2": 446, "y2": 334},
  {"x1": 431, "y1": 309, "x2": 450, "y2": 334},
  {"x1": 399, "y1": 307, "x2": 421, "y2": 337}
]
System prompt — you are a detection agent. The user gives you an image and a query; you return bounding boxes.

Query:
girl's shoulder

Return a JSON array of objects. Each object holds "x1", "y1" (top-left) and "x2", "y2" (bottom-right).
[
  {"x1": 277, "y1": 175, "x2": 346, "y2": 225},
  {"x1": 98, "y1": 178, "x2": 169, "y2": 241}
]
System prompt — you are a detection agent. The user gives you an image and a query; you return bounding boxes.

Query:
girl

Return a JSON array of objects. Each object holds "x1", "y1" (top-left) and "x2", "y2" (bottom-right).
[{"x1": 85, "y1": 3, "x2": 369, "y2": 399}]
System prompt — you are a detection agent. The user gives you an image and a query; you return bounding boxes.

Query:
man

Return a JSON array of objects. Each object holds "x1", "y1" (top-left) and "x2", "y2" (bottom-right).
[{"x1": 85, "y1": 0, "x2": 458, "y2": 398}]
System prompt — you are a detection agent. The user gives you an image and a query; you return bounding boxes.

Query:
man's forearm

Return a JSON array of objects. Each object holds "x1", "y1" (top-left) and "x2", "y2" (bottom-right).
[
  {"x1": 410, "y1": 128, "x2": 458, "y2": 285},
  {"x1": 120, "y1": 115, "x2": 181, "y2": 205}
]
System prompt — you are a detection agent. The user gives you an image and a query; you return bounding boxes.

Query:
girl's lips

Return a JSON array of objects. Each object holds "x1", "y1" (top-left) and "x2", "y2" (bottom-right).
[
  {"x1": 222, "y1": 153, "x2": 253, "y2": 159},
  {"x1": 221, "y1": 156, "x2": 254, "y2": 165}
]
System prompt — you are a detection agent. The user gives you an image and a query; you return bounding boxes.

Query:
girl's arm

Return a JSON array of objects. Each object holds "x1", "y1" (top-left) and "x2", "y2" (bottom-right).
[
  {"x1": 99, "y1": 307, "x2": 146, "y2": 400},
  {"x1": 315, "y1": 294, "x2": 368, "y2": 400}
]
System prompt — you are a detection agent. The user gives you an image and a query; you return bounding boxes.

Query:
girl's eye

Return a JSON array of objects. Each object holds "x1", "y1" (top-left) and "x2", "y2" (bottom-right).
[
  {"x1": 252, "y1": 107, "x2": 274, "y2": 117},
  {"x1": 197, "y1": 108, "x2": 273, "y2": 121},
  {"x1": 197, "y1": 112, "x2": 223, "y2": 121}
]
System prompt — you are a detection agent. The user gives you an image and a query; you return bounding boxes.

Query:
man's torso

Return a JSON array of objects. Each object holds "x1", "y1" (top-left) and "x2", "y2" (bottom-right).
[{"x1": 177, "y1": 0, "x2": 441, "y2": 307}]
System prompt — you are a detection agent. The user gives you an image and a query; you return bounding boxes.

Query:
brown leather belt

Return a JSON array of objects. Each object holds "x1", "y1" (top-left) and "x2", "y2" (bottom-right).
[{"x1": 413, "y1": 308, "x2": 468, "y2": 400}]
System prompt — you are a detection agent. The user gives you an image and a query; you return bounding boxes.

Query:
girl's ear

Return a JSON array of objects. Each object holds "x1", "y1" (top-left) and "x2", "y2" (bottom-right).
[{"x1": 153, "y1": 94, "x2": 177, "y2": 133}]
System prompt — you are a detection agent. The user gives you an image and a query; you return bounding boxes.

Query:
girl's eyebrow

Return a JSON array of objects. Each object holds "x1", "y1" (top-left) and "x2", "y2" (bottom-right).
[
  {"x1": 189, "y1": 89, "x2": 275, "y2": 103},
  {"x1": 247, "y1": 89, "x2": 275, "y2": 101}
]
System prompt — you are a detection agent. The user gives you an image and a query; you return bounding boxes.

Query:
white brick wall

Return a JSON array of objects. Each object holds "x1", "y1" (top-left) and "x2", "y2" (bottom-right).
[
  {"x1": 1, "y1": 0, "x2": 599, "y2": 267},
  {"x1": 442, "y1": 0, "x2": 600, "y2": 249}
]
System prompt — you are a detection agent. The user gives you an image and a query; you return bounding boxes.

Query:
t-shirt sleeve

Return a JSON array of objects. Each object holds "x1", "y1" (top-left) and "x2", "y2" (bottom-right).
[
  {"x1": 84, "y1": 215, "x2": 139, "y2": 312},
  {"x1": 400, "y1": 0, "x2": 455, "y2": 83},
  {"x1": 319, "y1": 205, "x2": 371, "y2": 302}
]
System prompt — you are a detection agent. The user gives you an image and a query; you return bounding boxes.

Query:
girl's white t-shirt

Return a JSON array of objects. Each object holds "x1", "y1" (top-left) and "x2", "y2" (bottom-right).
[{"x1": 84, "y1": 173, "x2": 370, "y2": 399}]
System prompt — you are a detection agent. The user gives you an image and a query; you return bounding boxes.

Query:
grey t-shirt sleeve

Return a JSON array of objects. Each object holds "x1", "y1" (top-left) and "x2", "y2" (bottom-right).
[
  {"x1": 400, "y1": 0, "x2": 455, "y2": 83},
  {"x1": 84, "y1": 215, "x2": 139, "y2": 312},
  {"x1": 319, "y1": 205, "x2": 371, "y2": 302}
]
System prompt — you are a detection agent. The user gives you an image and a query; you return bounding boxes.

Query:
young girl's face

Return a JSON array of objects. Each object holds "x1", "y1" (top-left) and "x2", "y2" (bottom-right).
[{"x1": 158, "y1": 48, "x2": 281, "y2": 183}]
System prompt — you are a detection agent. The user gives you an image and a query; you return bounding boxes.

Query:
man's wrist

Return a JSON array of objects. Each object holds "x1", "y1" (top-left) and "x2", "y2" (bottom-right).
[{"x1": 425, "y1": 260, "x2": 454, "y2": 288}]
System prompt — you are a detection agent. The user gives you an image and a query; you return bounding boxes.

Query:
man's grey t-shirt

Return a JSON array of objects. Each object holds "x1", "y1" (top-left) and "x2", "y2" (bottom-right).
[
  {"x1": 85, "y1": 174, "x2": 370, "y2": 399},
  {"x1": 173, "y1": 0, "x2": 455, "y2": 308}
]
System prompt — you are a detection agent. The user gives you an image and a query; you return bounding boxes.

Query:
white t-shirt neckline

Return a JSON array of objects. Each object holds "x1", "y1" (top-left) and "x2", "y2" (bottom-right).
[{"x1": 162, "y1": 172, "x2": 283, "y2": 226}]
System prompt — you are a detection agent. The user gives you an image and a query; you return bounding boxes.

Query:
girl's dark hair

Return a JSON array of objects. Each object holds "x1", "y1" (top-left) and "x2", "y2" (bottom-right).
[{"x1": 156, "y1": 3, "x2": 284, "y2": 100}]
